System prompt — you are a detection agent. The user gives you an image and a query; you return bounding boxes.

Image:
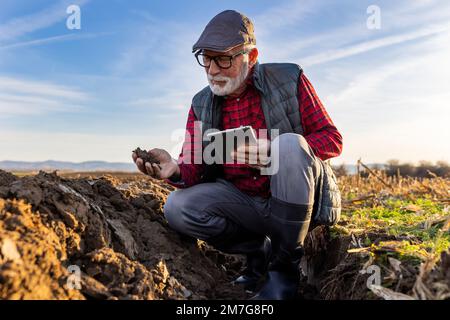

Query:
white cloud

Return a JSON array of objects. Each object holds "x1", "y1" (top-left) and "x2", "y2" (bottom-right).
[
  {"x1": 0, "y1": 32, "x2": 111, "y2": 50},
  {"x1": 0, "y1": 76, "x2": 89, "y2": 117},
  {"x1": 0, "y1": 76, "x2": 89, "y2": 100},
  {"x1": 301, "y1": 23, "x2": 450, "y2": 67},
  {"x1": 0, "y1": 0, "x2": 89, "y2": 43},
  {"x1": 0, "y1": 34, "x2": 76, "y2": 50}
]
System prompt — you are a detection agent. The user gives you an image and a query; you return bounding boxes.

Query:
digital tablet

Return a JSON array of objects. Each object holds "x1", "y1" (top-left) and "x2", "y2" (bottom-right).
[{"x1": 206, "y1": 125, "x2": 257, "y2": 145}]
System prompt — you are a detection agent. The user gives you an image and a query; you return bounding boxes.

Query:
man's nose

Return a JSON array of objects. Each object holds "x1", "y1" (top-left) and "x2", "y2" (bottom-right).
[{"x1": 207, "y1": 59, "x2": 221, "y2": 76}]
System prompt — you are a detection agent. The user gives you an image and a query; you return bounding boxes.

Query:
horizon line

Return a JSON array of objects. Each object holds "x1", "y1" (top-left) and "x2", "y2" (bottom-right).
[{"x1": 0, "y1": 159, "x2": 448, "y2": 166}]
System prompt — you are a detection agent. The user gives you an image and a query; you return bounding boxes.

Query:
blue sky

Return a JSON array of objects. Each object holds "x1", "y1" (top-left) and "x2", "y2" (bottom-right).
[{"x1": 0, "y1": 0, "x2": 449, "y2": 165}]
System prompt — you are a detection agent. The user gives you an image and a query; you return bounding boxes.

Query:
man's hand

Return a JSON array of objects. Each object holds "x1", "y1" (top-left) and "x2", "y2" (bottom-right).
[
  {"x1": 132, "y1": 148, "x2": 180, "y2": 180},
  {"x1": 230, "y1": 139, "x2": 271, "y2": 169}
]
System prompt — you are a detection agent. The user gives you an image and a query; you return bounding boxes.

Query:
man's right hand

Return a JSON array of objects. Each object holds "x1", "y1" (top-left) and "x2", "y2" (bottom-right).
[{"x1": 132, "y1": 148, "x2": 180, "y2": 180}]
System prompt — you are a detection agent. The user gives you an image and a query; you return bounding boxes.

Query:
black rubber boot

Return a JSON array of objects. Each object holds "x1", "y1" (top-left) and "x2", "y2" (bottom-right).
[
  {"x1": 206, "y1": 221, "x2": 271, "y2": 293},
  {"x1": 251, "y1": 197, "x2": 312, "y2": 300},
  {"x1": 232, "y1": 236, "x2": 271, "y2": 292}
]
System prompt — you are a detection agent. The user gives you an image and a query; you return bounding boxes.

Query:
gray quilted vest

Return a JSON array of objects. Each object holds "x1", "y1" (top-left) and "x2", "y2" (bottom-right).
[{"x1": 191, "y1": 62, "x2": 341, "y2": 226}]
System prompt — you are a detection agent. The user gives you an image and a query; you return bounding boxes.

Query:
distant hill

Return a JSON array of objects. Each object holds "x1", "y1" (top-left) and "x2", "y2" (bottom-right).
[{"x1": 0, "y1": 160, "x2": 136, "y2": 172}]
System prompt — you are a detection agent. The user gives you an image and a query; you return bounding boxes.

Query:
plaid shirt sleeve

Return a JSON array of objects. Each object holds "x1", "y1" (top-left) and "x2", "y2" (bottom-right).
[
  {"x1": 299, "y1": 73, "x2": 343, "y2": 160},
  {"x1": 165, "y1": 106, "x2": 205, "y2": 188}
]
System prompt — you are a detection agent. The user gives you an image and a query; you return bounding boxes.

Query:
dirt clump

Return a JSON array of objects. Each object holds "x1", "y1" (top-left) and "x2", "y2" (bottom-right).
[{"x1": 133, "y1": 148, "x2": 160, "y2": 166}]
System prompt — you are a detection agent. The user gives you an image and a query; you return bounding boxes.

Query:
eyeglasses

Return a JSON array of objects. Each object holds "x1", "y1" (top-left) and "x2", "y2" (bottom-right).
[{"x1": 195, "y1": 50, "x2": 249, "y2": 69}]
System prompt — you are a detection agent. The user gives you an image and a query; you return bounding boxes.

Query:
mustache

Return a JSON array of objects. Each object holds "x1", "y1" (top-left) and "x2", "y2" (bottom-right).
[{"x1": 207, "y1": 74, "x2": 231, "y2": 82}]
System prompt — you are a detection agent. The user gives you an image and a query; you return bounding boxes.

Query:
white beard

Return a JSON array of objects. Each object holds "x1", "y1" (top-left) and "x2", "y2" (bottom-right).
[{"x1": 207, "y1": 61, "x2": 249, "y2": 96}]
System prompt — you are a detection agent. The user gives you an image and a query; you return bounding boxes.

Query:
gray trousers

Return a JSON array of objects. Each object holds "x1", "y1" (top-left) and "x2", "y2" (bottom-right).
[{"x1": 163, "y1": 133, "x2": 321, "y2": 243}]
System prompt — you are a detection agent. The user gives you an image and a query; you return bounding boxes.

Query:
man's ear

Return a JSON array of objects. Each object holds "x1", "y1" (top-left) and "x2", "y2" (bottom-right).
[{"x1": 249, "y1": 47, "x2": 259, "y2": 66}]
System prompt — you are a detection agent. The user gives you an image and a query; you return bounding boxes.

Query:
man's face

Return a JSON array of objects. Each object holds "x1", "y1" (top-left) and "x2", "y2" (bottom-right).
[{"x1": 203, "y1": 45, "x2": 250, "y2": 96}]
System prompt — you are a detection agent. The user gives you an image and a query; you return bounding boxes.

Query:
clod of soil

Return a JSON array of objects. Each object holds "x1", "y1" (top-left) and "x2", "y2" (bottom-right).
[{"x1": 133, "y1": 148, "x2": 160, "y2": 165}]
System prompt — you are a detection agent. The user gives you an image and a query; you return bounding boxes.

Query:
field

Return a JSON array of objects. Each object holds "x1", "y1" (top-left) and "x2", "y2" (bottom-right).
[
  {"x1": 0, "y1": 169, "x2": 449, "y2": 300},
  {"x1": 309, "y1": 172, "x2": 450, "y2": 300}
]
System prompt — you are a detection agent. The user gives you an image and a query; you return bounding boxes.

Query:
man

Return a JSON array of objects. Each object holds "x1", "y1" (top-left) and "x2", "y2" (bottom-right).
[{"x1": 132, "y1": 10, "x2": 343, "y2": 300}]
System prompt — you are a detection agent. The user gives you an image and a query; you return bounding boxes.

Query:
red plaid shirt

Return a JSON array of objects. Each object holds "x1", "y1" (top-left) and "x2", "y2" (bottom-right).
[{"x1": 166, "y1": 70, "x2": 343, "y2": 198}]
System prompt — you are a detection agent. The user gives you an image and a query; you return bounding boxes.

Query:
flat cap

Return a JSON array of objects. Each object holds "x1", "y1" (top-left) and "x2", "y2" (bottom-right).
[{"x1": 192, "y1": 10, "x2": 256, "y2": 53}]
